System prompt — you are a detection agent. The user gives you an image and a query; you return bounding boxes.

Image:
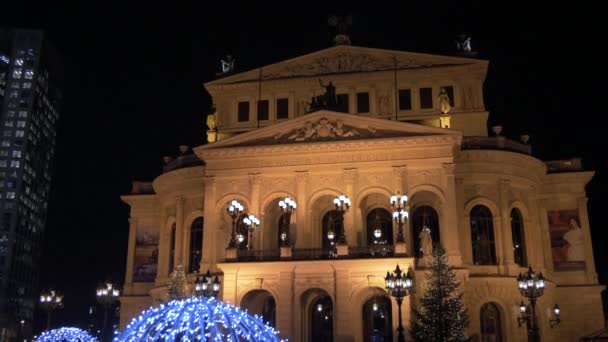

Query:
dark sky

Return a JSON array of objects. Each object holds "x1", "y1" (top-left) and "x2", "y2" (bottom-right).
[{"x1": 5, "y1": 2, "x2": 607, "y2": 333}]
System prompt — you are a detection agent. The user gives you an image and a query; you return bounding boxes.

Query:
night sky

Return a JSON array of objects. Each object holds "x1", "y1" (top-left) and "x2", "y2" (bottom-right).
[{"x1": 5, "y1": 3, "x2": 606, "y2": 333}]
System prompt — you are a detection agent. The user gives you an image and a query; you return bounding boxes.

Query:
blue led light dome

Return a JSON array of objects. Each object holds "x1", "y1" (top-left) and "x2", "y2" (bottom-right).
[
  {"x1": 34, "y1": 327, "x2": 97, "y2": 342},
  {"x1": 116, "y1": 296, "x2": 285, "y2": 341}
]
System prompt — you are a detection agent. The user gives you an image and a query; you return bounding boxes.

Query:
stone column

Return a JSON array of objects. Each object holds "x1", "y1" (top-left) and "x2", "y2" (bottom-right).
[
  {"x1": 441, "y1": 163, "x2": 463, "y2": 265},
  {"x1": 334, "y1": 268, "x2": 354, "y2": 342},
  {"x1": 249, "y1": 173, "x2": 262, "y2": 249},
  {"x1": 124, "y1": 217, "x2": 137, "y2": 294},
  {"x1": 295, "y1": 171, "x2": 309, "y2": 248},
  {"x1": 392, "y1": 166, "x2": 408, "y2": 255},
  {"x1": 455, "y1": 177, "x2": 469, "y2": 263},
  {"x1": 175, "y1": 196, "x2": 185, "y2": 266},
  {"x1": 499, "y1": 179, "x2": 517, "y2": 274},
  {"x1": 578, "y1": 197, "x2": 599, "y2": 283},
  {"x1": 340, "y1": 168, "x2": 357, "y2": 255},
  {"x1": 276, "y1": 271, "x2": 294, "y2": 339},
  {"x1": 202, "y1": 176, "x2": 216, "y2": 269},
  {"x1": 526, "y1": 185, "x2": 544, "y2": 271},
  {"x1": 156, "y1": 206, "x2": 168, "y2": 282}
]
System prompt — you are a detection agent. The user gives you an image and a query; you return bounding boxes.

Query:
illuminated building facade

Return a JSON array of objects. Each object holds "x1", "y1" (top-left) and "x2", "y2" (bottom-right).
[
  {"x1": 0, "y1": 29, "x2": 62, "y2": 341},
  {"x1": 120, "y1": 45, "x2": 603, "y2": 341}
]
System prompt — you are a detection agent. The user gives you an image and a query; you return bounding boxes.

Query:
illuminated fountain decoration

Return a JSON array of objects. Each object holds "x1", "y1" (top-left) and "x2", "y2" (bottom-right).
[
  {"x1": 115, "y1": 296, "x2": 285, "y2": 341},
  {"x1": 35, "y1": 327, "x2": 97, "y2": 342}
]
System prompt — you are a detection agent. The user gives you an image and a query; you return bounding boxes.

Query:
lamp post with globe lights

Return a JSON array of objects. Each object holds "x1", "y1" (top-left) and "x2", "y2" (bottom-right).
[
  {"x1": 39, "y1": 290, "x2": 63, "y2": 331},
  {"x1": 226, "y1": 199, "x2": 244, "y2": 248},
  {"x1": 333, "y1": 194, "x2": 351, "y2": 244},
  {"x1": 96, "y1": 283, "x2": 120, "y2": 340},
  {"x1": 194, "y1": 269, "x2": 221, "y2": 298},
  {"x1": 390, "y1": 192, "x2": 409, "y2": 243},
  {"x1": 278, "y1": 197, "x2": 297, "y2": 246},
  {"x1": 242, "y1": 214, "x2": 260, "y2": 250},
  {"x1": 516, "y1": 266, "x2": 561, "y2": 341},
  {"x1": 385, "y1": 265, "x2": 414, "y2": 342}
]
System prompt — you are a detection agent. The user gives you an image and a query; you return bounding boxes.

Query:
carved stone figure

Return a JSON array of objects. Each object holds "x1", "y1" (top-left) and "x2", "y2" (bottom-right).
[
  {"x1": 220, "y1": 54, "x2": 235, "y2": 73},
  {"x1": 377, "y1": 91, "x2": 390, "y2": 114},
  {"x1": 333, "y1": 120, "x2": 359, "y2": 137},
  {"x1": 420, "y1": 225, "x2": 433, "y2": 257},
  {"x1": 564, "y1": 218, "x2": 584, "y2": 261},
  {"x1": 286, "y1": 117, "x2": 360, "y2": 141},
  {"x1": 206, "y1": 112, "x2": 217, "y2": 131},
  {"x1": 438, "y1": 87, "x2": 452, "y2": 114}
]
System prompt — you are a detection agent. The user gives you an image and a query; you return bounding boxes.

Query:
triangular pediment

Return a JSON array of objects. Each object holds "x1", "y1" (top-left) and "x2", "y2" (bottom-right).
[
  {"x1": 206, "y1": 45, "x2": 486, "y2": 86},
  {"x1": 196, "y1": 111, "x2": 461, "y2": 153}
]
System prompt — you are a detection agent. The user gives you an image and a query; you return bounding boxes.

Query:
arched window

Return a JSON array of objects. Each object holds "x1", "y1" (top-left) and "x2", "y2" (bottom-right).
[
  {"x1": 411, "y1": 206, "x2": 440, "y2": 258},
  {"x1": 241, "y1": 290, "x2": 276, "y2": 328},
  {"x1": 169, "y1": 223, "x2": 176, "y2": 274},
  {"x1": 310, "y1": 296, "x2": 333, "y2": 342},
  {"x1": 470, "y1": 205, "x2": 497, "y2": 265},
  {"x1": 366, "y1": 208, "x2": 393, "y2": 245},
  {"x1": 480, "y1": 302, "x2": 502, "y2": 342},
  {"x1": 510, "y1": 208, "x2": 527, "y2": 266},
  {"x1": 363, "y1": 295, "x2": 392, "y2": 342},
  {"x1": 188, "y1": 217, "x2": 204, "y2": 273},
  {"x1": 322, "y1": 210, "x2": 342, "y2": 253}
]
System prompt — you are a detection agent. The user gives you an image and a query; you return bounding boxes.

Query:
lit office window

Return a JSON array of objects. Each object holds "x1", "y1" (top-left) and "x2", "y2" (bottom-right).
[
  {"x1": 12, "y1": 68, "x2": 22, "y2": 79},
  {"x1": 7, "y1": 111, "x2": 15, "y2": 118},
  {"x1": 22, "y1": 82, "x2": 31, "y2": 89},
  {"x1": 4, "y1": 122, "x2": 13, "y2": 127},
  {"x1": 12, "y1": 151, "x2": 21, "y2": 158},
  {"x1": 7, "y1": 192, "x2": 15, "y2": 199},
  {"x1": 16, "y1": 131, "x2": 24, "y2": 138},
  {"x1": 0, "y1": 160, "x2": 6, "y2": 167},
  {"x1": 24, "y1": 70, "x2": 34, "y2": 80},
  {"x1": 15, "y1": 59, "x2": 23, "y2": 66},
  {"x1": 18, "y1": 111, "x2": 27, "y2": 118},
  {"x1": 3, "y1": 131, "x2": 12, "y2": 137},
  {"x1": 10, "y1": 161, "x2": 19, "y2": 168},
  {"x1": 1, "y1": 141, "x2": 9, "y2": 147},
  {"x1": 9, "y1": 91, "x2": 18, "y2": 99},
  {"x1": 0, "y1": 151, "x2": 7, "y2": 157},
  {"x1": 17, "y1": 121, "x2": 25, "y2": 128}
]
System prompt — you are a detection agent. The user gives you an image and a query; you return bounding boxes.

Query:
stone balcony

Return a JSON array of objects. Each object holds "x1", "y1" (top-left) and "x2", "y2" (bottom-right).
[
  {"x1": 545, "y1": 158, "x2": 583, "y2": 173},
  {"x1": 130, "y1": 181, "x2": 155, "y2": 195},
  {"x1": 461, "y1": 136, "x2": 532, "y2": 155},
  {"x1": 226, "y1": 244, "x2": 397, "y2": 263}
]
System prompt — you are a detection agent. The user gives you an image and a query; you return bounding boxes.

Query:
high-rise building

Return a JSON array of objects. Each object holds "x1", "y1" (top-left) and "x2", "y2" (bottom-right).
[{"x1": 0, "y1": 29, "x2": 62, "y2": 341}]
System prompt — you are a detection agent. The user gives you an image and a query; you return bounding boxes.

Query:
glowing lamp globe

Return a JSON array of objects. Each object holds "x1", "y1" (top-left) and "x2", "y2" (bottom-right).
[
  {"x1": 34, "y1": 327, "x2": 97, "y2": 342},
  {"x1": 116, "y1": 296, "x2": 286, "y2": 341}
]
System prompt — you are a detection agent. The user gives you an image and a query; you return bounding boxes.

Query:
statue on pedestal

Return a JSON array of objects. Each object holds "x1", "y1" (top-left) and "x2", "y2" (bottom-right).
[
  {"x1": 438, "y1": 87, "x2": 452, "y2": 114},
  {"x1": 418, "y1": 226, "x2": 433, "y2": 266},
  {"x1": 206, "y1": 110, "x2": 218, "y2": 143}
]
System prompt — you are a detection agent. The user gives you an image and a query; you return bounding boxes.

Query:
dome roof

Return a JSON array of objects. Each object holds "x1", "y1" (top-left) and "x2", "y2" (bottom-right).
[
  {"x1": 35, "y1": 327, "x2": 97, "y2": 342},
  {"x1": 116, "y1": 296, "x2": 284, "y2": 341}
]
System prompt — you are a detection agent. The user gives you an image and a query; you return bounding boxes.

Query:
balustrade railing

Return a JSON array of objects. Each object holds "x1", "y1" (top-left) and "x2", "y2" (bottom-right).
[
  {"x1": 545, "y1": 158, "x2": 583, "y2": 173},
  {"x1": 462, "y1": 136, "x2": 532, "y2": 155},
  {"x1": 227, "y1": 245, "x2": 396, "y2": 262}
]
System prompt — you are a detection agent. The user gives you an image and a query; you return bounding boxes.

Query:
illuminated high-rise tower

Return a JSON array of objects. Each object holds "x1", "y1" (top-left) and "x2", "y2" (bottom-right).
[{"x1": 0, "y1": 29, "x2": 62, "y2": 341}]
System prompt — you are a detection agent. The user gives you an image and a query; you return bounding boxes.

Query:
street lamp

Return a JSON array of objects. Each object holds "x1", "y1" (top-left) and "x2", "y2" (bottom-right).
[
  {"x1": 96, "y1": 283, "x2": 120, "y2": 340},
  {"x1": 243, "y1": 214, "x2": 260, "y2": 250},
  {"x1": 333, "y1": 194, "x2": 351, "y2": 244},
  {"x1": 385, "y1": 264, "x2": 414, "y2": 342},
  {"x1": 39, "y1": 289, "x2": 63, "y2": 330},
  {"x1": 278, "y1": 197, "x2": 297, "y2": 246},
  {"x1": 226, "y1": 199, "x2": 244, "y2": 248},
  {"x1": 390, "y1": 192, "x2": 409, "y2": 243},
  {"x1": 516, "y1": 266, "x2": 562, "y2": 341},
  {"x1": 194, "y1": 269, "x2": 221, "y2": 298}
]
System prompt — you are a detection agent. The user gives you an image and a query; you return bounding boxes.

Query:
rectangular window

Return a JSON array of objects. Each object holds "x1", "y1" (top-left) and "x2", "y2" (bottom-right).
[
  {"x1": 9, "y1": 91, "x2": 18, "y2": 98},
  {"x1": 15, "y1": 131, "x2": 24, "y2": 138},
  {"x1": 17, "y1": 121, "x2": 25, "y2": 128},
  {"x1": 24, "y1": 70, "x2": 34, "y2": 80},
  {"x1": 18, "y1": 111, "x2": 27, "y2": 118},
  {"x1": 1, "y1": 141, "x2": 9, "y2": 147},
  {"x1": 12, "y1": 69, "x2": 22, "y2": 79},
  {"x1": 337, "y1": 94, "x2": 349, "y2": 113},
  {"x1": 356, "y1": 92, "x2": 369, "y2": 113},
  {"x1": 257, "y1": 100, "x2": 269, "y2": 121},
  {"x1": 0, "y1": 151, "x2": 7, "y2": 157},
  {"x1": 15, "y1": 59, "x2": 23, "y2": 66},
  {"x1": 4, "y1": 122, "x2": 13, "y2": 128},
  {"x1": 0, "y1": 160, "x2": 7, "y2": 167},
  {"x1": 3, "y1": 131, "x2": 12, "y2": 137},
  {"x1": 10, "y1": 161, "x2": 19, "y2": 168},
  {"x1": 237, "y1": 101, "x2": 249, "y2": 122},
  {"x1": 12, "y1": 151, "x2": 21, "y2": 158},
  {"x1": 7, "y1": 192, "x2": 15, "y2": 199},
  {"x1": 7, "y1": 111, "x2": 15, "y2": 118},
  {"x1": 276, "y1": 98, "x2": 289, "y2": 119},
  {"x1": 22, "y1": 82, "x2": 31, "y2": 89},
  {"x1": 420, "y1": 87, "x2": 433, "y2": 109},
  {"x1": 399, "y1": 89, "x2": 412, "y2": 110}
]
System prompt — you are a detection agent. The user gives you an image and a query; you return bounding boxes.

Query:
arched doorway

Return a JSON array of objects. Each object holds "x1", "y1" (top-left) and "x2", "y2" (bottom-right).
[
  {"x1": 480, "y1": 302, "x2": 502, "y2": 342},
  {"x1": 411, "y1": 206, "x2": 440, "y2": 258},
  {"x1": 322, "y1": 210, "x2": 342, "y2": 254},
  {"x1": 310, "y1": 295, "x2": 333, "y2": 342},
  {"x1": 241, "y1": 290, "x2": 276, "y2": 328},
  {"x1": 363, "y1": 295, "x2": 392, "y2": 342},
  {"x1": 366, "y1": 208, "x2": 393, "y2": 246}
]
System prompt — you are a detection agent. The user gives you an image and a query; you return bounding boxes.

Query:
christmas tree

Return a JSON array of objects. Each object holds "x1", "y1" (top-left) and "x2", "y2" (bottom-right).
[
  {"x1": 411, "y1": 245, "x2": 469, "y2": 341},
  {"x1": 168, "y1": 264, "x2": 188, "y2": 300}
]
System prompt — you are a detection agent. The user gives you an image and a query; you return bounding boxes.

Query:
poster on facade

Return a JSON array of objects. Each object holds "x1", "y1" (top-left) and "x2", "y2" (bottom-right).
[
  {"x1": 548, "y1": 209, "x2": 585, "y2": 271},
  {"x1": 133, "y1": 225, "x2": 159, "y2": 282}
]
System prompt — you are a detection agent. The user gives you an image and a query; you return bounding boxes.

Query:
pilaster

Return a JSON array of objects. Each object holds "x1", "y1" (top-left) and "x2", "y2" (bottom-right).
[
  {"x1": 156, "y1": 206, "x2": 168, "y2": 281},
  {"x1": 276, "y1": 272, "x2": 294, "y2": 339},
  {"x1": 499, "y1": 179, "x2": 517, "y2": 274},
  {"x1": 124, "y1": 217, "x2": 137, "y2": 294},
  {"x1": 202, "y1": 176, "x2": 216, "y2": 269},
  {"x1": 342, "y1": 168, "x2": 357, "y2": 247},
  {"x1": 249, "y1": 173, "x2": 262, "y2": 249},
  {"x1": 334, "y1": 268, "x2": 354, "y2": 342},
  {"x1": 441, "y1": 163, "x2": 462, "y2": 265},
  {"x1": 175, "y1": 196, "x2": 185, "y2": 266},
  {"x1": 295, "y1": 171, "x2": 309, "y2": 248},
  {"x1": 578, "y1": 197, "x2": 599, "y2": 283}
]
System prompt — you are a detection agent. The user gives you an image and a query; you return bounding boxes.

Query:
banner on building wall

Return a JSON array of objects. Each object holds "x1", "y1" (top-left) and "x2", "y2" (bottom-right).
[
  {"x1": 548, "y1": 209, "x2": 586, "y2": 271},
  {"x1": 133, "y1": 225, "x2": 159, "y2": 282}
]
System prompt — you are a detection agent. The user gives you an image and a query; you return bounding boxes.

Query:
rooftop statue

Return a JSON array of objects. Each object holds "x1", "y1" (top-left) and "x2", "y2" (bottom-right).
[{"x1": 438, "y1": 87, "x2": 452, "y2": 114}]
